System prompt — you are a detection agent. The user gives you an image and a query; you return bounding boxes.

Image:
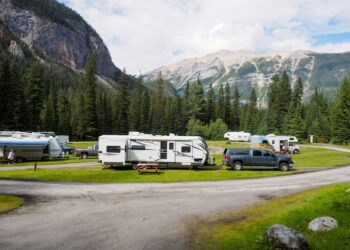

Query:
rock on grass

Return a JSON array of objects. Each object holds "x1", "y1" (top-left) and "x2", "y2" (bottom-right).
[{"x1": 265, "y1": 224, "x2": 309, "y2": 250}]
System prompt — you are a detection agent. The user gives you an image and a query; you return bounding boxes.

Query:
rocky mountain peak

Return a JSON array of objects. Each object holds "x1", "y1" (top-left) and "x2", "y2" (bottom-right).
[
  {"x1": 145, "y1": 49, "x2": 350, "y2": 101},
  {"x1": 0, "y1": 0, "x2": 120, "y2": 81}
]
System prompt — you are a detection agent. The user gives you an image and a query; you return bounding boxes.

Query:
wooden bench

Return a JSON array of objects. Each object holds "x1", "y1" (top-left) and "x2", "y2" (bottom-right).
[{"x1": 137, "y1": 163, "x2": 159, "y2": 175}]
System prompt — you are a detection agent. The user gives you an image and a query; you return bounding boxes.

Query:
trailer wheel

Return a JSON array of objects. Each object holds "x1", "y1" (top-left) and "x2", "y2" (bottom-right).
[
  {"x1": 293, "y1": 149, "x2": 299, "y2": 154},
  {"x1": 132, "y1": 163, "x2": 139, "y2": 170},
  {"x1": 81, "y1": 153, "x2": 88, "y2": 159},
  {"x1": 279, "y1": 163, "x2": 289, "y2": 171},
  {"x1": 232, "y1": 161, "x2": 242, "y2": 171}
]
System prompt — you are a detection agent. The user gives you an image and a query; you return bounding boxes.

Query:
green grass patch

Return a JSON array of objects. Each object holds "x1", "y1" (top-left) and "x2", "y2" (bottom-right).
[
  {"x1": 0, "y1": 194, "x2": 23, "y2": 213},
  {"x1": 190, "y1": 182, "x2": 350, "y2": 250},
  {"x1": 207, "y1": 141, "x2": 250, "y2": 149},
  {"x1": 0, "y1": 168, "x2": 293, "y2": 183},
  {"x1": 67, "y1": 141, "x2": 97, "y2": 149},
  {"x1": 293, "y1": 147, "x2": 350, "y2": 168},
  {"x1": 1, "y1": 156, "x2": 97, "y2": 167}
]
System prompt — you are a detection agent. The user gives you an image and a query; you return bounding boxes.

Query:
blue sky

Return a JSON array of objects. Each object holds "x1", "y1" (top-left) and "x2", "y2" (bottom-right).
[{"x1": 58, "y1": 0, "x2": 350, "y2": 74}]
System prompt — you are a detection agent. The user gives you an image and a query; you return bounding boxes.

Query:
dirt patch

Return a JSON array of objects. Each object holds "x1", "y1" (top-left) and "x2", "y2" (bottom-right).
[
  {"x1": 258, "y1": 194, "x2": 276, "y2": 200},
  {"x1": 214, "y1": 215, "x2": 247, "y2": 225}
]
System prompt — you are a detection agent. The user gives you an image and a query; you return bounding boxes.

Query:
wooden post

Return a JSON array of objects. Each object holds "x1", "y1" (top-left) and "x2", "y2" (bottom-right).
[{"x1": 34, "y1": 162, "x2": 37, "y2": 171}]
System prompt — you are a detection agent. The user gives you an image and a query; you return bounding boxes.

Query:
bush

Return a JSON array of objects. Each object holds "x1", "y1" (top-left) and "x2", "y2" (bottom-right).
[{"x1": 186, "y1": 118, "x2": 228, "y2": 140}]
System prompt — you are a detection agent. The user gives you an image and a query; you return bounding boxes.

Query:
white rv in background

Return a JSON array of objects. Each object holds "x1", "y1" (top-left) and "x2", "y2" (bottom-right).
[
  {"x1": 224, "y1": 131, "x2": 251, "y2": 142},
  {"x1": 99, "y1": 132, "x2": 209, "y2": 168},
  {"x1": 0, "y1": 131, "x2": 62, "y2": 162},
  {"x1": 265, "y1": 134, "x2": 300, "y2": 154}
]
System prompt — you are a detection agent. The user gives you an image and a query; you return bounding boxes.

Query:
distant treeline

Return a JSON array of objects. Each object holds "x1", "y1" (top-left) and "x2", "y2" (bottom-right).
[{"x1": 0, "y1": 51, "x2": 349, "y2": 143}]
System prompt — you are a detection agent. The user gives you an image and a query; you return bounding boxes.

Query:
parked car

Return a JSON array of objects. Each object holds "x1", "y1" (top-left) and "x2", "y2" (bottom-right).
[
  {"x1": 222, "y1": 148, "x2": 294, "y2": 171},
  {"x1": 74, "y1": 144, "x2": 98, "y2": 159}
]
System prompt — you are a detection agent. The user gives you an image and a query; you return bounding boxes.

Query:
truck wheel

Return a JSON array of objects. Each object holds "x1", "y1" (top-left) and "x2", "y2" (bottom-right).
[
  {"x1": 81, "y1": 153, "x2": 88, "y2": 159},
  {"x1": 232, "y1": 161, "x2": 242, "y2": 171},
  {"x1": 279, "y1": 163, "x2": 289, "y2": 171},
  {"x1": 293, "y1": 149, "x2": 299, "y2": 154}
]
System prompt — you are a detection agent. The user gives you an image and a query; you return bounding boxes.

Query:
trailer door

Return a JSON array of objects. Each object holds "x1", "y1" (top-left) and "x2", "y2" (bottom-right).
[
  {"x1": 160, "y1": 141, "x2": 167, "y2": 160},
  {"x1": 167, "y1": 141, "x2": 175, "y2": 162}
]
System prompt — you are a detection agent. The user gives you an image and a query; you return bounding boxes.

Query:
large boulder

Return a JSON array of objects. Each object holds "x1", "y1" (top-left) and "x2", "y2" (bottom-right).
[
  {"x1": 265, "y1": 224, "x2": 309, "y2": 250},
  {"x1": 308, "y1": 216, "x2": 338, "y2": 232}
]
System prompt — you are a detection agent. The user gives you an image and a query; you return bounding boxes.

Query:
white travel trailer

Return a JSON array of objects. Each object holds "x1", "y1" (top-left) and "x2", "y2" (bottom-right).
[
  {"x1": 99, "y1": 132, "x2": 209, "y2": 168},
  {"x1": 224, "y1": 131, "x2": 251, "y2": 142},
  {"x1": 0, "y1": 134, "x2": 62, "y2": 162},
  {"x1": 265, "y1": 134, "x2": 300, "y2": 154}
]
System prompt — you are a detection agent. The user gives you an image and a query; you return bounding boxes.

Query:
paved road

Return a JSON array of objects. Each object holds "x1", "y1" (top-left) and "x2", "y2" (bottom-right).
[{"x1": 1, "y1": 166, "x2": 350, "y2": 250}]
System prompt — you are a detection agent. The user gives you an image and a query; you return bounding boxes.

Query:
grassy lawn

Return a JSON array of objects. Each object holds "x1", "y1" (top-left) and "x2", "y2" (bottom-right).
[
  {"x1": 0, "y1": 156, "x2": 98, "y2": 167},
  {"x1": 0, "y1": 194, "x2": 23, "y2": 213},
  {"x1": 207, "y1": 140, "x2": 250, "y2": 148},
  {"x1": 67, "y1": 141, "x2": 97, "y2": 148},
  {"x1": 293, "y1": 147, "x2": 350, "y2": 168},
  {"x1": 190, "y1": 182, "x2": 350, "y2": 250},
  {"x1": 0, "y1": 168, "x2": 293, "y2": 183}
]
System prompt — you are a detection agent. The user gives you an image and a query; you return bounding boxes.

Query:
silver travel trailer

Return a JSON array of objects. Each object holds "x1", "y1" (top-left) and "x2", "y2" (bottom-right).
[
  {"x1": 265, "y1": 134, "x2": 300, "y2": 154},
  {"x1": 0, "y1": 133, "x2": 62, "y2": 162},
  {"x1": 224, "y1": 131, "x2": 251, "y2": 142},
  {"x1": 99, "y1": 132, "x2": 209, "y2": 168}
]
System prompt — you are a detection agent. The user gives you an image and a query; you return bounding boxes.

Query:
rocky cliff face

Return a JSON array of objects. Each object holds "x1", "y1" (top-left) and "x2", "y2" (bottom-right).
[
  {"x1": 145, "y1": 50, "x2": 350, "y2": 101},
  {"x1": 0, "y1": 0, "x2": 120, "y2": 80}
]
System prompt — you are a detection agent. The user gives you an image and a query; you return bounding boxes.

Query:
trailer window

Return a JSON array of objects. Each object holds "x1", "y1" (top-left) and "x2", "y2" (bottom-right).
[
  {"x1": 181, "y1": 146, "x2": 191, "y2": 153},
  {"x1": 131, "y1": 145, "x2": 145, "y2": 150},
  {"x1": 107, "y1": 146, "x2": 121, "y2": 153},
  {"x1": 169, "y1": 143, "x2": 174, "y2": 150}
]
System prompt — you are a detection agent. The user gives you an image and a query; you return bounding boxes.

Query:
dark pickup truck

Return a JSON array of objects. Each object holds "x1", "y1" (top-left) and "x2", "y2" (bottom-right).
[{"x1": 222, "y1": 148, "x2": 294, "y2": 171}]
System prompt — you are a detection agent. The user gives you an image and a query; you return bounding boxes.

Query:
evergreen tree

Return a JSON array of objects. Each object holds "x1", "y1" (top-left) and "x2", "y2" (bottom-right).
[
  {"x1": 129, "y1": 79, "x2": 143, "y2": 131},
  {"x1": 72, "y1": 92, "x2": 86, "y2": 140},
  {"x1": 331, "y1": 77, "x2": 350, "y2": 144},
  {"x1": 231, "y1": 86, "x2": 240, "y2": 130},
  {"x1": 116, "y1": 69, "x2": 130, "y2": 134},
  {"x1": 285, "y1": 77, "x2": 304, "y2": 134},
  {"x1": 305, "y1": 90, "x2": 331, "y2": 142},
  {"x1": 242, "y1": 88, "x2": 258, "y2": 133},
  {"x1": 206, "y1": 83, "x2": 216, "y2": 123},
  {"x1": 151, "y1": 72, "x2": 165, "y2": 134},
  {"x1": 216, "y1": 84, "x2": 224, "y2": 119},
  {"x1": 83, "y1": 53, "x2": 98, "y2": 139},
  {"x1": 0, "y1": 58, "x2": 12, "y2": 129},
  {"x1": 26, "y1": 63, "x2": 43, "y2": 130},
  {"x1": 56, "y1": 91, "x2": 72, "y2": 135},
  {"x1": 41, "y1": 85, "x2": 57, "y2": 131},
  {"x1": 288, "y1": 103, "x2": 305, "y2": 139},
  {"x1": 140, "y1": 90, "x2": 150, "y2": 132},
  {"x1": 187, "y1": 77, "x2": 206, "y2": 121},
  {"x1": 224, "y1": 83, "x2": 231, "y2": 126}
]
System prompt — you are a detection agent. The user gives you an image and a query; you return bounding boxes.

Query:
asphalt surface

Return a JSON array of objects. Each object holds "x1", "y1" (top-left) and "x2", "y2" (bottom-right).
[{"x1": 1, "y1": 165, "x2": 350, "y2": 250}]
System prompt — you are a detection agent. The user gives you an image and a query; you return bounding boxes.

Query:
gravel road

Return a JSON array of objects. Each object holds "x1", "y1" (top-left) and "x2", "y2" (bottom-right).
[{"x1": 1, "y1": 165, "x2": 350, "y2": 250}]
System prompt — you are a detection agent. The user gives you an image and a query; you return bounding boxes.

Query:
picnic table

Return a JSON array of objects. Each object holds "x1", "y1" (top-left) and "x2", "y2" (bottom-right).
[{"x1": 137, "y1": 163, "x2": 159, "y2": 174}]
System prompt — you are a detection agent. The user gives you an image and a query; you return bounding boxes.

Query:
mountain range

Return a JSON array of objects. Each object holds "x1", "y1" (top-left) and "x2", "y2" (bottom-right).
[{"x1": 145, "y1": 50, "x2": 350, "y2": 101}]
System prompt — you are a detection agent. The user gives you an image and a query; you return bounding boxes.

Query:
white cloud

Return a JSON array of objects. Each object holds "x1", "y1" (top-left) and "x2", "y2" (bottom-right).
[{"x1": 62, "y1": 0, "x2": 350, "y2": 74}]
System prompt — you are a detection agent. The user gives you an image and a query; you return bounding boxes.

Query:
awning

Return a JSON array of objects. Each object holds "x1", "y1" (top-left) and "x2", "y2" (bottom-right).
[{"x1": 0, "y1": 139, "x2": 49, "y2": 147}]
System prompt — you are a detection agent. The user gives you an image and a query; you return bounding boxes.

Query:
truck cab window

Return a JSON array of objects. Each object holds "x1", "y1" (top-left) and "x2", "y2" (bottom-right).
[{"x1": 253, "y1": 150, "x2": 262, "y2": 156}]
